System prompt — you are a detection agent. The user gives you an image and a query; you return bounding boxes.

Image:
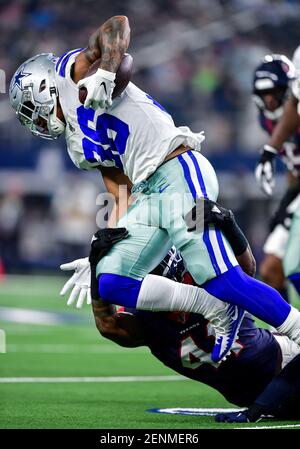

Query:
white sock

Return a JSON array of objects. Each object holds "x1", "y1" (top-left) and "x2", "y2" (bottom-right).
[
  {"x1": 276, "y1": 306, "x2": 300, "y2": 346},
  {"x1": 136, "y1": 274, "x2": 226, "y2": 318}
]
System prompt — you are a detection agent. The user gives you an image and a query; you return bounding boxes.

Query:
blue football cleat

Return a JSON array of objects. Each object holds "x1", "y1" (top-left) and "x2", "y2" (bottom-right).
[{"x1": 211, "y1": 303, "x2": 245, "y2": 363}]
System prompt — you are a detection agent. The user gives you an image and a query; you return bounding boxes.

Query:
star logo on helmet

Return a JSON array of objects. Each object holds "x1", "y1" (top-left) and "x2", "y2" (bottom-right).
[{"x1": 12, "y1": 69, "x2": 31, "y2": 89}]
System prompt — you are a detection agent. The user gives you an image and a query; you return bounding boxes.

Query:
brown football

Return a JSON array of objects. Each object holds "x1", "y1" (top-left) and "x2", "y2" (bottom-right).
[{"x1": 78, "y1": 53, "x2": 133, "y2": 104}]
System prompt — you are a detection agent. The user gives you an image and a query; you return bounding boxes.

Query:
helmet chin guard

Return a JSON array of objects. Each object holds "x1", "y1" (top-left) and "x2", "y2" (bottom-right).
[
  {"x1": 9, "y1": 53, "x2": 65, "y2": 140},
  {"x1": 252, "y1": 94, "x2": 284, "y2": 120},
  {"x1": 48, "y1": 90, "x2": 66, "y2": 138}
]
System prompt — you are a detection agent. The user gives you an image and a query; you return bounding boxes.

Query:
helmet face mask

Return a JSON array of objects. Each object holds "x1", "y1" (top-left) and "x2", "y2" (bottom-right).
[
  {"x1": 16, "y1": 85, "x2": 54, "y2": 139},
  {"x1": 252, "y1": 86, "x2": 287, "y2": 120},
  {"x1": 252, "y1": 54, "x2": 295, "y2": 120},
  {"x1": 9, "y1": 53, "x2": 65, "y2": 140}
]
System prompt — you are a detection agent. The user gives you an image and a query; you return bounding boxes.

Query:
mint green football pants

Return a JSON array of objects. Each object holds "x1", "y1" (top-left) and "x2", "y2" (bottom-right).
[{"x1": 97, "y1": 150, "x2": 238, "y2": 286}]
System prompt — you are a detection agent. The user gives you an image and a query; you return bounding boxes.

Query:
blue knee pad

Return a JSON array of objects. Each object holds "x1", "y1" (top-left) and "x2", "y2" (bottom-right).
[
  {"x1": 98, "y1": 274, "x2": 142, "y2": 308},
  {"x1": 203, "y1": 266, "x2": 291, "y2": 327},
  {"x1": 288, "y1": 273, "x2": 300, "y2": 296}
]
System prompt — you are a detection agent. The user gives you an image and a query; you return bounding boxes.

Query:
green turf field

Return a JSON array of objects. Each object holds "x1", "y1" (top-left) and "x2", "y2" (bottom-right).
[{"x1": 0, "y1": 275, "x2": 300, "y2": 429}]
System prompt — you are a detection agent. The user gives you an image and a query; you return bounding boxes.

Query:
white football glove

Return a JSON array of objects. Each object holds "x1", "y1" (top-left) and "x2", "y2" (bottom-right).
[
  {"x1": 255, "y1": 144, "x2": 277, "y2": 196},
  {"x1": 77, "y1": 68, "x2": 116, "y2": 110},
  {"x1": 60, "y1": 257, "x2": 92, "y2": 308}
]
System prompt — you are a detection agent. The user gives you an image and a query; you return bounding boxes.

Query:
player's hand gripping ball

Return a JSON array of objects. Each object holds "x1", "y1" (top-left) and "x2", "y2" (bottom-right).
[{"x1": 78, "y1": 53, "x2": 133, "y2": 109}]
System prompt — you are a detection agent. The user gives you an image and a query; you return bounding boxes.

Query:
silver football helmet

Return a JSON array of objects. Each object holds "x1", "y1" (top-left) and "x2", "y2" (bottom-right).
[{"x1": 9, "y1": 53, "x2": 65, "y2": 140}]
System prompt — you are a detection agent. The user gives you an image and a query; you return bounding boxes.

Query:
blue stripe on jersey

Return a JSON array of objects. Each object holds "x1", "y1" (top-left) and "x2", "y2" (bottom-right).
[
  {"x1": 215, "y1": 226, "x2": 233, "y2": 270},
  {"x1": 187, "y1": 151, "x2": 208, "y2": 198},
  {"x1": 178, "y1": 152, "x2": 221, "y2": 276},
  {"x1": 55, "y1": 51, "x2": 68, "y2": 72},
  {"x1": 186, "y1": 151, "x2": 223, "y2": 274},
  {"x1": 190, "y1": 145, "x2": 234, "y2": 271},
  {"x1": 203, "y1": 226, "x2": 222, "y2": 276},
  {"x1": 178, "y1": 154, "x2": 197, "y2": 200},
  {"x1": 146, "y1": 94, "x2": 168, "y2": 113},
  {"x1": 189, "y1": 151, "x2": 232, "y2": 271},
  {"x1": 57, "y1": 48, "x2": 83, "y2": 77}
]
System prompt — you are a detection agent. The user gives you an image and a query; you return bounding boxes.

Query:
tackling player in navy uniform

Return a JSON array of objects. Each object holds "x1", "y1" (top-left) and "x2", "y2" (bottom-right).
[
  {"x1": 87, "y1": 200, "x2": 300, "y2": 424},
  {"x1": 253, "y1": 54, "x2": 300, "y2": 302}
]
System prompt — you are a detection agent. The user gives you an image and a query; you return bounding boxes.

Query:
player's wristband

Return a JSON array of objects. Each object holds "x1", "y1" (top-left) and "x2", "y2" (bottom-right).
[
  {"x1": 96, "y1": 68, "x2": 116, "y2": 82},
  {"x1": 263, "y1": 144, "x2": 278, "y2": 155},
  {"x1": 219, "y1": 217, "x2": 249, "y2": 257},
  {"x1": 90, "y1": 263, "x2": 99, "y2": 300}
]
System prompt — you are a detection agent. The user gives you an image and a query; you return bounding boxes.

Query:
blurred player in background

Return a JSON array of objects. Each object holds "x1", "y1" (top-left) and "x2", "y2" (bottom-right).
[
  {"x1": 253, "y1": 54, "x2": 300, "y2": 302},
  {"x1": 256, "y1": 47, "x2": 300, "y2": 297},
  {"x1": 9, "y1": 15, "x2": 300, "y2": 362}
]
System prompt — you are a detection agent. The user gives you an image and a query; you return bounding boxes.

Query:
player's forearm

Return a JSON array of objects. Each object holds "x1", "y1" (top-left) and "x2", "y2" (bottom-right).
[
  {"x1": 92, "y1": 299, "x2": 145, "y2": 347},
  {"x1": 85, "y1": 16, "x2": 130, "y2": 72},
  {"x1": 100, "y1": 167, "x2": 132, "y2": 227},
  {"x1": 236, "y1": 246, "x2": 256, "y2": 278},
  {"x1": 92, "y1": 297, "x2": 115, "y2": 317},
  {"x1": 107, "y1": 197, "x2": 131, "y2": 227},
  {"x1": 268, "y1": 95, "x2": 300, "y2": 151}
]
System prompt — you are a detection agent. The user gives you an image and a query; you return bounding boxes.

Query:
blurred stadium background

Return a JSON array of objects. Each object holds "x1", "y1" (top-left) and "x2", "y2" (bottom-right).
[{"x1": 1, "y1": 0, "x2": 300, "y2": 429}]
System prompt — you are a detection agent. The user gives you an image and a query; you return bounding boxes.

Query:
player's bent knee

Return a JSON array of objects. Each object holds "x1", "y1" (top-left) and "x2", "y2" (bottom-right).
[{"x1": 98, "y1": 273, "x2": 142, "y2": 307}]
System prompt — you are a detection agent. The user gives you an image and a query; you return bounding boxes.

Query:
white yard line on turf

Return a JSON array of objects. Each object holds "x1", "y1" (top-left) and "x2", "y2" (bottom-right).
[
  {"x1": 0, "y1": 308, "x2": 89, "y2": 326},
  {"x1": 0, "y1": 308, "x2": 66, "y2": 325},
  {"x1": 0, "y1": 375, "x2": 185, "y2": 383}
]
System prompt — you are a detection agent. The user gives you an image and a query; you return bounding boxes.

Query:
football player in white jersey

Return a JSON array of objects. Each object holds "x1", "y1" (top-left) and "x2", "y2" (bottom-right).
[{"x1": 9, "y1": 16, "x2": 300, "y2": 362}]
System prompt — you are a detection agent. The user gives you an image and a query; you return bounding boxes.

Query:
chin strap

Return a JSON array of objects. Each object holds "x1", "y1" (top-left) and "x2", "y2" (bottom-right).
[
  {"x1": 49, "y1": 86, "x2": 65, "y2": 138},
  {"x1": 253, "y1": 94, "x2": 284, "y2": 120},
  {"x1": 264, "y1": 105, "x2": 284, "y2": 120},
  {"x1": 49, "y1": 113, "x2": 65, "y2": 137}
]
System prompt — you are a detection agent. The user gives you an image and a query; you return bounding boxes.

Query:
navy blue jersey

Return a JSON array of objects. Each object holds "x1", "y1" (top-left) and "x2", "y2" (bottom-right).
[
  {"x1": 259, "y1": 110, "x2": 300, "y2": 176},
  {"x1": 132, "y1": 309, "x2": 280, "y2": 407}
]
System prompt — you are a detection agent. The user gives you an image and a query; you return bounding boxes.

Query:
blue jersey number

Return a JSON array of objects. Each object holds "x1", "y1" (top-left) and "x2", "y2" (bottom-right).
[{"x1": 77, "y1": 106, "x2": 129, "y2": 169}]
